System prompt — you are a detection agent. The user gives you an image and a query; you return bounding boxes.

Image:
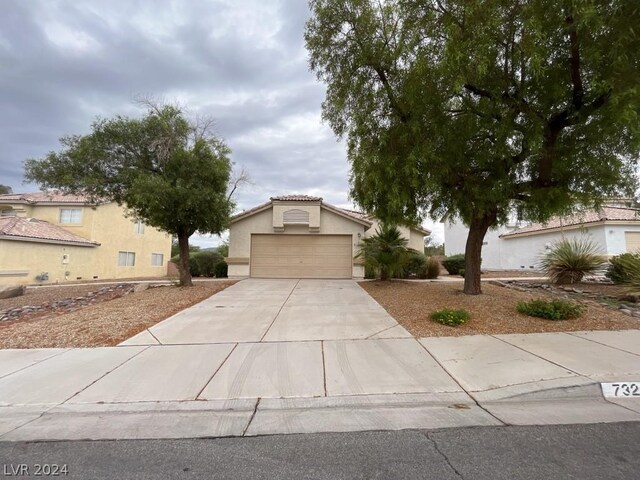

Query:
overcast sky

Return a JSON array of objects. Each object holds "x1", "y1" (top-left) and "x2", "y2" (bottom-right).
[{"x1": 0, "y1": 0, "x2": 443, "y2": 247}]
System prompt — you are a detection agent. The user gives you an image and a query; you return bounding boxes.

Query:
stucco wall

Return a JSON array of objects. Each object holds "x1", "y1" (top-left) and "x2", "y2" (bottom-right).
[
  {"x1": 603, "y1": 224, "x2": 640, "y2": 254},
  {"x1": 0, "y1": 240, "x2": 97, "y2": 285},
  {"x1": 227, "y1": 206, "x2": 366, "y2": 278},
  {"x1": 365, "y1": 219, "x2": 426, "y2": 252},
  {"x1": 0, "y1": 202, "x2": 172, "y2": 285}
]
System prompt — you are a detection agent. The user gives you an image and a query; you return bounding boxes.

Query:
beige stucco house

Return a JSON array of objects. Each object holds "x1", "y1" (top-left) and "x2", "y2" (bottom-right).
[
  {"x1": 227, "y1": 195, "x2": 429, "y2": 279},
  {"x1": 0, "y1": 192, "x2": 172, "y2": 285}
]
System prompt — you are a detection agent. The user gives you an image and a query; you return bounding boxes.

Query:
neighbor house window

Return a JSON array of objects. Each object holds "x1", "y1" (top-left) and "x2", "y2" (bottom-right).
[
  {"x1": 59, "y1": 208, "x2": 82, "y2": 224},
  {"x1": 151, "y1": 253, "x2": 164, "y2": 266},
  {"x1": 118, "y1": 251, "x2": 136, "y2": 267},
  {"x1": 134, "y1": 220, "x2": 145, "y2": 234}
]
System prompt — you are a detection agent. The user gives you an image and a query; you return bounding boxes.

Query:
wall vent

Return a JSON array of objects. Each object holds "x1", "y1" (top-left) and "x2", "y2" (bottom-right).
[{"x1": 283, "y1": 209, "x2": 309, "y2": 224}]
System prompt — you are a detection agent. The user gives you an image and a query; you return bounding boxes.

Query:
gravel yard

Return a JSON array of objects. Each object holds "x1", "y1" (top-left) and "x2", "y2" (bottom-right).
[
  {"x1": 0, "y1": 281, "x2": 236, "y2": 349},
  {"x1": 360, "y1": 280, "x2": 639, "y2": 337}
]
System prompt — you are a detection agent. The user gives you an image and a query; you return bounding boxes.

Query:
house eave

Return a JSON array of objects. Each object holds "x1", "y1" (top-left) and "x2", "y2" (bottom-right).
[{"x1": 0, "y1": 235, "x2": 100, "y2": 247}]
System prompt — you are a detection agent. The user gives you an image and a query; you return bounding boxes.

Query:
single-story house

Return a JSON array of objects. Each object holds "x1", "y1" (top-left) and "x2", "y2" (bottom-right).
[
  {"x1": 444, "y1": 203, "x2": 640, "y2": 270},
  {"x1": 0, "y1": 192, "x2": 172, "y2": 285},
  {"x1": 227, "y1": 195, "x2": 429, "y2": 279}
]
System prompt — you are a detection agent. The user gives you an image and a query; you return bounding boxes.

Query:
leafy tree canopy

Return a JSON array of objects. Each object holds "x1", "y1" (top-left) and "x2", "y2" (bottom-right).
[
  {"x1": 24, "y1": 104, "x2": 234, "y2": 286},
  {"x1": 0, "y1": 185, "x2": 12, "y2": 194},
  {"x1": 305, "y1": 0, "x2": 640, "y2": 293}
]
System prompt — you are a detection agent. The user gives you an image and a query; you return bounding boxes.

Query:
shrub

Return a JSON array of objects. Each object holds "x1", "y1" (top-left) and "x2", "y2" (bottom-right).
[
  {"x1": 431, "y1": 308, "x2": 470, "y2": 326},
  {"x1": 459, "y1": 269, "x2": 465, "y2": 277},
  {"x1": 214, "y1": 260, "x2": 228, "y2": 278},
  {"x1": 403, "y1": 252, "x2": 427, "y2": 278},
  {"x1": 364, "y1": 264, "x2": 376, "y2": 279},
  {"x1": 606, "y1": 253, "x2": 640, "y2": 284},
  {"x1": 357, "y1": 224, "x2": 414, "y2": 280},
  {"x1": 192, "y1": 251, "x2": 223, "y2": 277},
  {"x1": 539, "y1": 238, "x2": 606, "y2": 284},
  {"x1": 425, "y1": 257, "x2": 440, "y2": 279},
  {"x1": 516, "y1": 299, "x2": 584, "y2": 320},
  {"x1": 441, "y1": 254, "x2": 465, "y2": 275}
]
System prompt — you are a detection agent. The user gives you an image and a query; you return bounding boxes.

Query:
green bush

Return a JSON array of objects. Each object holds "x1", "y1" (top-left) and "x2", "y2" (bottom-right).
[
  {"x1": 403, "y1": 252, "x2": 427, "y2": 278},
  {"x1": 192, "y1": 251, "x2": 223, "y2": 277},
  {"x1": 606, "y1": 253, "x2": 640, "y2": 284},
  {"x1": 364, "y1": 265, "x2": 376, "y2": 279},
  {"x1": 459, "y1": 269, "x2": 465, "y2": 277},
  {"x1": 516, "y1": 299, "x2": 584, "y2": 320},
  {"x1": 425, "y1": 257, "x2": 440, "y2": 279},
  {"x1": 214, "y1": 260, "x2": 228, "y2": 278},
  {"x1": 539, "y1": 238, "x2": 606, "y2": 284},
  {"x1": 431, "y1": 308, "x2": 470, "y2": 326},
  {"x1": 441, "y1": 254, "x2": 465, "y2": 275}
]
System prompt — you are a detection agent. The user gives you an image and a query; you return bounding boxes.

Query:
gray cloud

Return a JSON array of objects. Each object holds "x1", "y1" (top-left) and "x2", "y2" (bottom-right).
[{"x1": 0, "y1": 0, "x2": 443, "y2": 244}]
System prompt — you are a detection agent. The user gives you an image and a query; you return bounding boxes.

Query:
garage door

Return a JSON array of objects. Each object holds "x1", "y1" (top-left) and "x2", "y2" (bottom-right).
[
  {"x1": 626, "y1": 232, "x2": 640, "y2": 253},
  {"x1": 250, "y1": 234, "x2": 353, "y2": 279}
]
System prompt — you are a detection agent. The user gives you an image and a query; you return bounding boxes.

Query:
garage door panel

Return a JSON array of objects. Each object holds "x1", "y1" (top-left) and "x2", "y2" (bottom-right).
[{"x1": 251, "y1": 235, "x2": 353, "y2": 278}]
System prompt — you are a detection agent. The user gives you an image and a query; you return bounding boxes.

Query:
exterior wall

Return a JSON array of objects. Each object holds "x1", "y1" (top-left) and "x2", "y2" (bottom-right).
[
  {"x1": 0, "y1": 240, "x2": 97, "y2": 285},
  {"x1": 365, "y1": 219, "x2": 425, "y2": 252},
  {"x1": 603, "y1": 224, "x2": 640, "y2": 254},
  {"x1": 227, "y1": 206, "x2": 366, "y2": 278},
  {"x1": 0, "y1": 202, "x2": 172, "y2": 285},
  {"x1": 444, "y1": 221, "x2": 515, "y2": 269},
  {"x1": 500, "y1": 227, "x2": 607, "y2": 270}
]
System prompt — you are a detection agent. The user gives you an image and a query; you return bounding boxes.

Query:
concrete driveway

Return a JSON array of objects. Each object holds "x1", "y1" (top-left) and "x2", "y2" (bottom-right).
[
  {"x1": 125, "y1": 279, "x2": 412, "y2": 345},
  {"x1": 1, "y1": 278, "x2": 639, "y2": 441}
]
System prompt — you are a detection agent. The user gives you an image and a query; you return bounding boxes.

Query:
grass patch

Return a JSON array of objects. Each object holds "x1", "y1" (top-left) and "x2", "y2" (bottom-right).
[
  {"x1": 431, "y1": 308, "x2": 470, "y2": 327},
  {"x1": 516, "y1": 299, "x2": 583, "y2": 321}
]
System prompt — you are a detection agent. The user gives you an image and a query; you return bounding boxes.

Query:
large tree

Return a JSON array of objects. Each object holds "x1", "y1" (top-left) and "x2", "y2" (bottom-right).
[
  {"x1": 0, "y1": 185, "x2": 12, "y2": 194},
  {"x1": 25, "y1": 104, "x2": 234, "y2": 286},
  {"x1": 306, "y1": 0, "x2": 640, "y2": 293}
]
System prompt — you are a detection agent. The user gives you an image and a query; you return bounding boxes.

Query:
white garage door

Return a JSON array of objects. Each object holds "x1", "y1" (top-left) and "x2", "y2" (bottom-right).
[
  {"x1": 625, "y1": 232, "x2": 640, "y2": 253},
  {"x1": 250, "y1": 234, "x2": 353, "y2": 279}
]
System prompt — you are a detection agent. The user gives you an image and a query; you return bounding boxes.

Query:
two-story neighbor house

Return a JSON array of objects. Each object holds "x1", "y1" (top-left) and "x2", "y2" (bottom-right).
[
  {"x1": 227, "y1": 195, "x2": 429, "y2": 279},
  {"x1": 0, "y1": 192, "x2": 172, "y2": 285}
]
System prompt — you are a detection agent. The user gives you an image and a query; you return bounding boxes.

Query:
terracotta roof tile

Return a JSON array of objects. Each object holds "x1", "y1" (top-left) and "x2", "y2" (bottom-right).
[
  {"x1": 501, "y1": 206, "x2": 640, "y2": 238},
  {"x1": 270, "y1": 194, "x2": 323, "y2": 202},
  {"x1": 0, "y1": 191, "x2": 95, "y2": 204},
  {"x1": 0, "y1": 217, "x2": 99, "y2": 246}
]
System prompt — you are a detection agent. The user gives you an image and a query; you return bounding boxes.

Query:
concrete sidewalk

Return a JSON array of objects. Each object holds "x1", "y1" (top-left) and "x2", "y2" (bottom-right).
[{"x1": 0, "y1": 280, "x2": 639, "y2": 441}]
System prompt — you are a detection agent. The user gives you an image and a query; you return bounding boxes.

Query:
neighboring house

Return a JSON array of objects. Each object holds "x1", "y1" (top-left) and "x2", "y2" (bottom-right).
[
  {"x1": 227, "y1": 195, "x2": 430, "y2": 279},
  {"x1": 0, "y1": 192, "x2": 172, "y2": 285},
  {"x1": 444, "y1": 204, "x2": 640, "y2": 270}
]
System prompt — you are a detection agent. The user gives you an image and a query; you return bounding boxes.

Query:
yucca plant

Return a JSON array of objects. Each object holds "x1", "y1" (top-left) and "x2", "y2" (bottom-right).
[
  {"x1": 356, "y1": 224, "x2": 414, "y2": 281},
  {"x1": 539, "y1": 238, "x2": 606, "y2": 284}
]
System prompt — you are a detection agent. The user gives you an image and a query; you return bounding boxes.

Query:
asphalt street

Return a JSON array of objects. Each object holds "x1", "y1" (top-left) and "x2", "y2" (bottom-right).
[{"x1": 1, "y1": 422, "x2": 638, "y2": 479}]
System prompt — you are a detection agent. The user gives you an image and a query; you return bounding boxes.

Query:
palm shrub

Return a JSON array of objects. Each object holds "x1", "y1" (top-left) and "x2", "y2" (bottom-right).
[
  {"x1": 425, "y1": 257, "x2": 440, "y2": 279},
  {"x1": 539, "y1": 238, "x2": 606, "y2": 284},
  {"x1": 356, "y1": 224, "x2": 414, "y2": 281}
]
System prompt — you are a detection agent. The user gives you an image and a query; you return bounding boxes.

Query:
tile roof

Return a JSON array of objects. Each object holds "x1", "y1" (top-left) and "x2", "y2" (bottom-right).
[
  {"x1": 270, "y1": 195, "x2": 323, "y2": 202},
  {"x1": 0, "y1": 191, "x2": 96, "y2": 204},
  {"x1": 501, "y1": 206, "x2": 640, "y2": 238},
  {"x1": 0, "y1": 217, "x2": 99, "y2": 246}
]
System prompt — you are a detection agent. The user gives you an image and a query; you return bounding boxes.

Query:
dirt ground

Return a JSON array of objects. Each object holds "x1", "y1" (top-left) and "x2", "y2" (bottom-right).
[
  {"x1": 360, "y1": 280, "x2": 639, "y2": 337},
  {"x1": 0, "y1": 281, "x2": 235, "y2": 349}
]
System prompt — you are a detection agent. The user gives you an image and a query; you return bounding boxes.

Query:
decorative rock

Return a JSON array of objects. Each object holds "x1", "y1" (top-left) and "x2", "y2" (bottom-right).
[
  {"x1": 133, "y1": 283, "x2": 150, "y2": 293},
  {"x1": 620, "y1": 309, "x2": 633, "y2": 316},
  {"x1": 0, "y1": 284, "x2": 26, "y2": 299}
]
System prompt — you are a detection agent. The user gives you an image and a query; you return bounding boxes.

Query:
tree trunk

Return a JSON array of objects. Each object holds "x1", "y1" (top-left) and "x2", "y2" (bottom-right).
[
  {"x1": 177, "y1": 230, "x2": 193, "y2": 287},
  {"x1": 463, "y1": 211, "x2": 497, "y2": 295}
]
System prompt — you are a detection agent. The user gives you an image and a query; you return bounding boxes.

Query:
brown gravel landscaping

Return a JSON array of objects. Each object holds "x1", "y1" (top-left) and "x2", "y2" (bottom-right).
[
  {"x1": 0, "y1": 280, "x2": 236, "y2": 349},
  {"x1": 360, "y1": 280, "x2": 639, "y2": 337}
]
